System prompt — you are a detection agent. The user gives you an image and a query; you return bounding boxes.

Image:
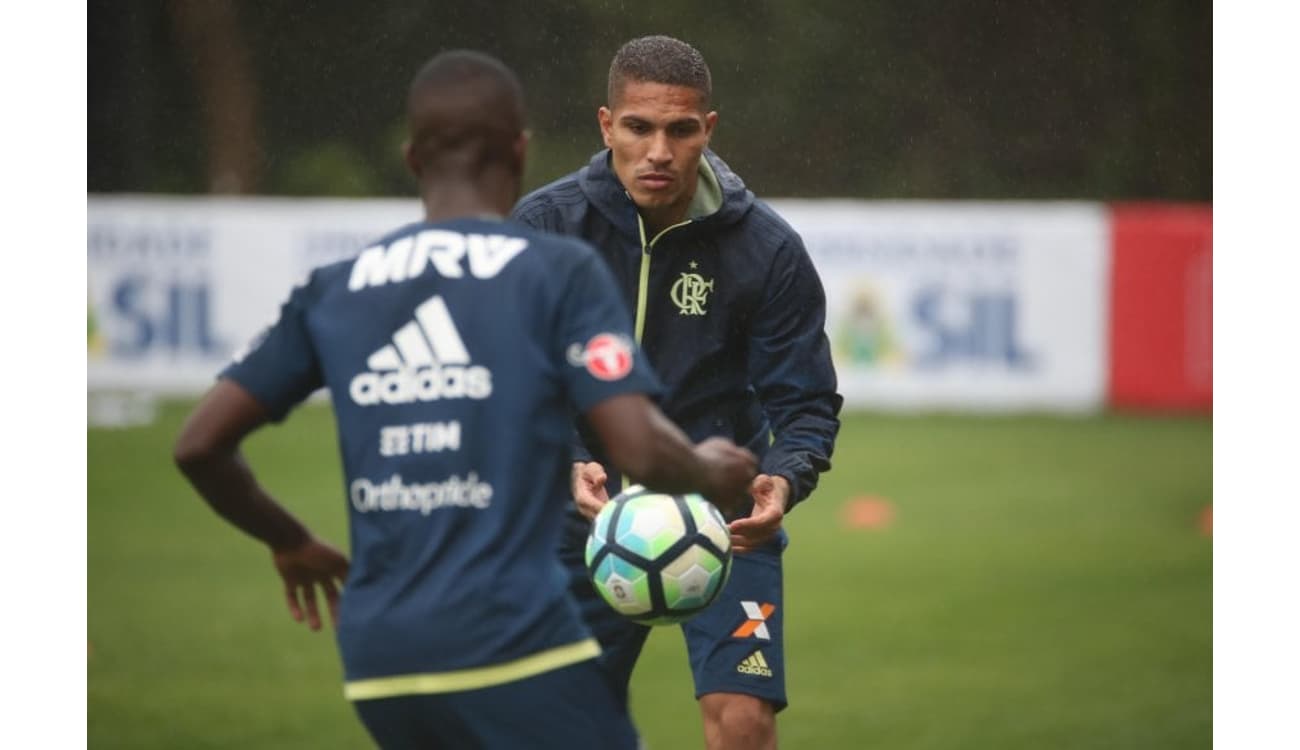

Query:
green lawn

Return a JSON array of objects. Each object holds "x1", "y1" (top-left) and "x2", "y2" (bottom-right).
[{"x1": 88, "y1": 404, "x2": 1211, "y2": 749}]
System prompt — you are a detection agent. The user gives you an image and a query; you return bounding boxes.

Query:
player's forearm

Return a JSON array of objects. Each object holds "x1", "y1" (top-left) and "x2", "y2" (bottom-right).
[
  {"x1": 635, "y1": 441, "x2": 717, "y2": 498},
  {"x1": 606, "y1": 406, "x2": 707, "y2": 492},
  {"x1": 588, "y1": 394, "x2": 729, "y2": 499},
  {"x1": 174, "y1": 447, "x2": 310, "y2": 551}
]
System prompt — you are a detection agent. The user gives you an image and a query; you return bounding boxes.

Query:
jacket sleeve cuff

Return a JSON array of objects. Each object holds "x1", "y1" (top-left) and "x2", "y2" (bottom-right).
[
  {"x1": 780, "y1": 472, "x2": 808, "y2": 512},
  {"x1": 762, "y1": 456, "x2": 814, "y2": 512}
]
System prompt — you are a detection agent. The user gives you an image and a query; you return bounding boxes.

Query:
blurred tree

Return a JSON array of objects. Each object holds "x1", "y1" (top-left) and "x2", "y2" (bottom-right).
[
  {"x1": 166, "y1": 0, "x2": 260, "y2": 193},
  {"x1": 275, "y1": 141, "x2": 384, "y2": 197},
  {"x1": 86, "y1": 0, "x2": 1211, "y2": 200}
]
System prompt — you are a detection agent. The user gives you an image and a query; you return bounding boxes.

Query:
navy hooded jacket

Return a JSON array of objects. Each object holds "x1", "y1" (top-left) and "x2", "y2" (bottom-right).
[{"x1": 512, "y1": 148, "x2": 842, "y2": 511}]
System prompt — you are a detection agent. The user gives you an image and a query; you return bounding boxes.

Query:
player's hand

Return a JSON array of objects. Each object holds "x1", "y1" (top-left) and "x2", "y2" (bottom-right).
[
  {"x1": 695, "y1": 437, "x2": 758, "y2": 516},
  {"x1": 271, "y1": 535, "x2": 350, "y2": 631},
  {"x1": 572, "y1": 461, "x2": 610, "y2": 520},
  {"x1": 728, "y1": 474, "x2": 790, "y2": 554}
]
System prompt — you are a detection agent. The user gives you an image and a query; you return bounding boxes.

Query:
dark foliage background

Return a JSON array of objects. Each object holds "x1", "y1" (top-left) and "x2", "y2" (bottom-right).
[{"x1": 88, "y1": 0, "x2": 1210, "y2": 200}]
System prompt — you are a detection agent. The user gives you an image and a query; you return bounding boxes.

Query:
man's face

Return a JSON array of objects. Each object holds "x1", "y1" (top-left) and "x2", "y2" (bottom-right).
[{"x1": 599, "y1": 80, "x2": 718, "y2": 221}]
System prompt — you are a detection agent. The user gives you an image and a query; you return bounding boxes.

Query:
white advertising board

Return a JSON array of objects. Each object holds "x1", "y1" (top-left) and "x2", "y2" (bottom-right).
[
  {"x1": 88, "y1": 196, "x2": 420, "y2": 394},
  {"x1": 88, "y1": 197, "x2": 1109, "y2": 411},
  {"x1": 770, "y1": 200, "x2": 1110, "y2": 411}
]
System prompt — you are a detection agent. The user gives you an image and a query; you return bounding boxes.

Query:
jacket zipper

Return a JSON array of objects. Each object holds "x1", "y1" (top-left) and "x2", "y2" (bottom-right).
[{"x1": 633, "y1": 213, "x2": 691, "y2": 344}]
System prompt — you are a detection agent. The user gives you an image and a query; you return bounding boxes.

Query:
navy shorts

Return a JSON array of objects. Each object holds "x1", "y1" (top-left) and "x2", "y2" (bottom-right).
[
  {"x1": 351, "y1": 659, "x2": 638, "y2": 749},
  {"x1": 564, "y1": 527, "x2": 788, "y2": 712}
]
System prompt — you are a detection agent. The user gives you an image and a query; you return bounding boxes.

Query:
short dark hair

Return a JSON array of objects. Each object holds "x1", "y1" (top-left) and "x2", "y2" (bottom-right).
[
  {"x1": 406, "y1": 50, "x2": 526, "y2": 175},
  {"x1": 607, "y1": 36, "x2": 712, "y2": 109}
]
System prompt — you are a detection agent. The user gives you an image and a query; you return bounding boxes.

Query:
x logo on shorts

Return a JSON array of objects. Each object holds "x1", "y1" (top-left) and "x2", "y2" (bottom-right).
[{"x1": 731, "y1": 601, "x2": 776, "y2": 640}]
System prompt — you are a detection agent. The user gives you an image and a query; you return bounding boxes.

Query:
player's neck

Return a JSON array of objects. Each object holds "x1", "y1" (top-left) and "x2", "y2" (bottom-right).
[
  {"x1": 639, "y1": 190, "x2": 694, "y2": 236},
  {"x1": 419, "y1": 173, "x2": 518, "y2": 223}
]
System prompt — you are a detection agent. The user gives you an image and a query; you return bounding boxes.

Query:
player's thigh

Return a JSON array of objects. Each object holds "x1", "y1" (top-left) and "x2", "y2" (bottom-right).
[
  {"x1": 352, "y1": 693, "x2": 467, "y2": 749},
  {"x1": 352, "y1": 661, "x2": 637, "y2": 750},
  {"x1": 682, "y1": 536, "x2": 788, "y2": 711},
  {"x1": 446, "y1": 659, "x2": 639, "y2": 749}
]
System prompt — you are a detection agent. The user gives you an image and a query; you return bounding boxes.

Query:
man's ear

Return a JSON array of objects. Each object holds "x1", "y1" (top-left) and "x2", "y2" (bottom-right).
[
  {"x1": 403, "y1": 139, "x2": 420, "y2": 179},
  {"x1": 513, "y1": 130, "x2": 530, "y2": 176},
  {"x1": 598, "y1": 106, "x2": 614, "y2": 148},
  {"x1": 704, "y1": 111, "x2": 719, "y2": 141}
]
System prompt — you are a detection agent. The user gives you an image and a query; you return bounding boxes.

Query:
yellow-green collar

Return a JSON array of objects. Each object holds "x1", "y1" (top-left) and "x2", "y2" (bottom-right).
[{"x1": 687, "y1": 156, "x2": 723, "y2": 220}]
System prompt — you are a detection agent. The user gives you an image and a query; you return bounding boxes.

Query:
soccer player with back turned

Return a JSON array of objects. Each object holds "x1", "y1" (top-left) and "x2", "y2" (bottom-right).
[
  {"x1": 513, "y1": 36, "x2": 843, "y2": 750},
  {"x1": 173, "y1": 50, "x2": 758, "y2": 750}
]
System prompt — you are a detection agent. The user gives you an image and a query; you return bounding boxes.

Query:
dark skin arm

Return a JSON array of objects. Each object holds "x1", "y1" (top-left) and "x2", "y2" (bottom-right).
[
  {"x1": 173, "y1": 379, "x2": 349, "y2": 631},
  {"x1": 583, "y1": 393, "x2": 757, "y2": 517}
]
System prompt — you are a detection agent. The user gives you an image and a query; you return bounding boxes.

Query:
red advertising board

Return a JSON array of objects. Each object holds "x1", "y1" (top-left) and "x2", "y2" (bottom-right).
[{"x1": 1107, "y1": 204, "x2": 1212, "y2": 410}]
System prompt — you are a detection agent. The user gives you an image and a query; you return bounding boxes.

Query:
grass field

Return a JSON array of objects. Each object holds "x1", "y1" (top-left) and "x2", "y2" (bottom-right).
[{"x1": 88, "y1": 403, "x2": 1211, "y2": 749}]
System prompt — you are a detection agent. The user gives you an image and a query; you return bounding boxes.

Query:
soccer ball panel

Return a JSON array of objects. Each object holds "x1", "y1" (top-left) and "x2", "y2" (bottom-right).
[
  {"x1": 591, "y1": 554, "x2": 652, "y2": 617},
  {"x1": 591, "y1": 504, "x2": 613, "y2": 542},
  {"x1": 584, "y1": 527, "x2": 603, "y2": 565},
  {"x1": 686, "y1": 494, "x2": 732, "y2": 553},
  {"x1": 614, "y1": 494, "x2": 686, "y2": 560},
  {"x1": 661, "y1": 547, "x2": 725, "y2": 610}
]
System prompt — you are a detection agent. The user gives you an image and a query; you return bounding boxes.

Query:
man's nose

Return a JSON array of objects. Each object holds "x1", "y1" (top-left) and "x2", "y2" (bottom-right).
[{"x1": 646, "y1": 132, "x2": 672, "y2": 166}]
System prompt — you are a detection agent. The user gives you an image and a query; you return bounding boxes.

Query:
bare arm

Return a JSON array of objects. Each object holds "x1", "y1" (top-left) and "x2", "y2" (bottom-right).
[
  {"x1": 584, "y1": 393, "x2": 756, "y2": 515},
  {"x1": 173, "y1": 379, "x2": 312, "y2": 548},
  {"x1": 173, "y1": 378, "x2": 349, "y2": 630}
]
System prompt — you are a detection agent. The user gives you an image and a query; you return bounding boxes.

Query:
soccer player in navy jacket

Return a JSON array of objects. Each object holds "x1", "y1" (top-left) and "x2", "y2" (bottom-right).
[
  {"x1": 173, "y1": 50, "x2": 757, "y2": 749},
  {"x1": 513, "y1": 36, "x2": 843, "y2": 750}
]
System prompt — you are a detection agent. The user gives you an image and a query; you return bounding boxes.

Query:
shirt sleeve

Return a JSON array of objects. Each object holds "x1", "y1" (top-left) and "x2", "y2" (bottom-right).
[
  {"x1": 220, "y1": 278, "x2": 324, "y2": 422},
  {"x1": 554, "y1": 250, "x2": 663, "y2": 414},
  {"x1": 512, "y1": 201, "x2": 608, "y2": 464},
  {"x1": 748, "y1": 234, "x2": 844, "y2": 509}
]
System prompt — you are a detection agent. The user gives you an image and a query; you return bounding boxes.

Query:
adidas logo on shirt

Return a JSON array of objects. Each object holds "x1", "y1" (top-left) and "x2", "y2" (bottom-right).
[
  {"x1": 736, "y1": 650, "x2": 774, "y2": 678},
  {"x1": 349, "y1": 295, "x2": 493, "y2": 406}
]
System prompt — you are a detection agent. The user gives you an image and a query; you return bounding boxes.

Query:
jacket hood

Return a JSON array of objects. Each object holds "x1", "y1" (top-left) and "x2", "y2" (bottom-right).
[{"x1": 577, "y1": 148, "x2": 755, "y2": 238}]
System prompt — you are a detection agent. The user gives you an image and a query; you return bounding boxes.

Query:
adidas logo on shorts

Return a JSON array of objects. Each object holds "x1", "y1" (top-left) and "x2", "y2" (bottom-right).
[{"x1": 736, "y1": 650, "x2": 773, "y2": 678}]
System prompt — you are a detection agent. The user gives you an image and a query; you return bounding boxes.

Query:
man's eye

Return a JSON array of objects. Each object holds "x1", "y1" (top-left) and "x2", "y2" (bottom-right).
[{"x1": 627, "y1": 123, "x2": 649, "y2": 134}]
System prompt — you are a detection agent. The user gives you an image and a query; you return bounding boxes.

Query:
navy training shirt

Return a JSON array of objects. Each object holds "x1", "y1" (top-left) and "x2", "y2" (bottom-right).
[{"x1": 221, "y1": 217, "x2": 662, "y2": 693}]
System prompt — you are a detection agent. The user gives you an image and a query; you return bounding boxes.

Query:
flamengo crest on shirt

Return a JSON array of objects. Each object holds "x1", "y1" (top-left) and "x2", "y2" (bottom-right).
[
  {"x1": 349, "y1": 229, "x2": 528, "y2": 291},
  {"x1": 670, "y1": 272, "x2": 714, "y2": 315},
  {"x1": 349, "y1": 295, "x2": 492, "y2": 406}
]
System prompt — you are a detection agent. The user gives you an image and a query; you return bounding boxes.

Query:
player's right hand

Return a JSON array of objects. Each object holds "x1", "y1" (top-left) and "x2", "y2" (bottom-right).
[
  {"x1": 572, "y1": 461, "x2": 610, "y2": 520},
  {"x1": 271, "y1": 534, "x2": 350, "y2": 632},
  {"x1": 694, "y1": 437, "x2": 759, "y2": 516}
]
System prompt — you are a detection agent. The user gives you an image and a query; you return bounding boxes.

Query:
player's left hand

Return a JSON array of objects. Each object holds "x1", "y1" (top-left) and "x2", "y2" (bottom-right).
[
  {"x1": 728, "y1": 474, "x2": 790, "y2": 554},
  {"x1": 572, "y1": 461, "x2": 611, "y2": 520},
  {"x1": 271, "y1": 535, "x2": 350, "y2": 632}
]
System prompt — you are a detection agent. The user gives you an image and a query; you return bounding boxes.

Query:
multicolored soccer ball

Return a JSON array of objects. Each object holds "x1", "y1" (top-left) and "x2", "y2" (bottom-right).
[{"x1": 585, "y1": 486, "x2": 733, "y2": 625}]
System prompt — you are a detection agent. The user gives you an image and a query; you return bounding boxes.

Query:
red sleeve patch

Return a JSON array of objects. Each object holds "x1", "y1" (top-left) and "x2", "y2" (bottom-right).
[{"x1": 568, "y1": 333, "x2": 634, "y2": 381}]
